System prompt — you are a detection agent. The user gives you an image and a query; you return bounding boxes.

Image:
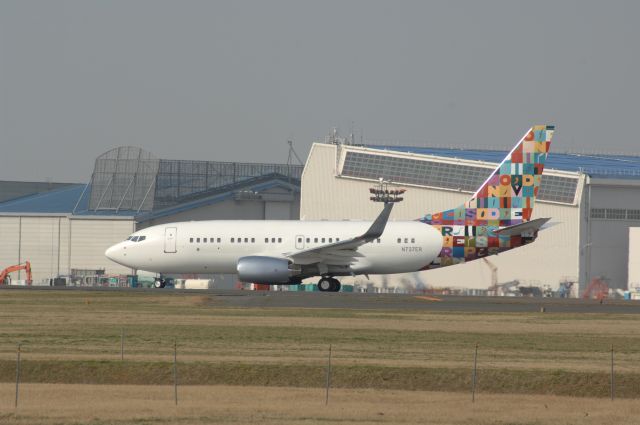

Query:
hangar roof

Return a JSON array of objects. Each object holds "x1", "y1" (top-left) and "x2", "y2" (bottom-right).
[
  {"x1": 0, "y1": 174, "x2": 300, "y2": 218},
  {"x1": 366, "y1": 145, "x2": 640, "y2": 179},
  {"x1": 0, "y1": 184, "x2": 136, "y2": 216}
]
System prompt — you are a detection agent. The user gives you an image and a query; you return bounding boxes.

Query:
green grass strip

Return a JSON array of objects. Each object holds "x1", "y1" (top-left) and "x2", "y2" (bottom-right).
[{"x1": 1, "y1": 360, "x2": 639, "y2": 398}]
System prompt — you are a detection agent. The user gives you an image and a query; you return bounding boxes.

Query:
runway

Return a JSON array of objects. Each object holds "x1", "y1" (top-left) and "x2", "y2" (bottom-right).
[{"x1": 1, "y1": 286, "x2": 639, "y2": 313}]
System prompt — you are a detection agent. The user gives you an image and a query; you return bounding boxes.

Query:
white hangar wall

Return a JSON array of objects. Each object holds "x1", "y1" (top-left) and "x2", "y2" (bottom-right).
[
  {"x1": 301, "y1": 143, "x2": 583, "y2": 290},
  {"x1": 587, "y1": 179, "x2": 640, "y2": 289},
  {"x1": 628, "y1": 227, "x2": 640, "y2": 291},
  {"x1": 0, "y1": 215, "x2": 134, "y2": 282}
]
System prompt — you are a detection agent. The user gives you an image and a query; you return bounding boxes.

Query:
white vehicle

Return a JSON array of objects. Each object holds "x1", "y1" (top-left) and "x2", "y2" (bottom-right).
[{"x1": 106, "y1": 126, "x2": 555, "y2": 292}]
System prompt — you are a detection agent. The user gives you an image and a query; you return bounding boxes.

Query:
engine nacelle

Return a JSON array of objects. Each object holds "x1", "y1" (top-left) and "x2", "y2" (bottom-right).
[{"x1": 236, "y1": 256, "x2": 293, "y2": 283}]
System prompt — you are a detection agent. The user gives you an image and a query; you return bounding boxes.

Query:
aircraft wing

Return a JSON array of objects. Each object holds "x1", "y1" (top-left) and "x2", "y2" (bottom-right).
[
  {"x1": 285, "y1": 202, "x2": 394, "y2": 266},
  {"x1": 494, "y1": 217, "x2": 552, "y2": 236}
]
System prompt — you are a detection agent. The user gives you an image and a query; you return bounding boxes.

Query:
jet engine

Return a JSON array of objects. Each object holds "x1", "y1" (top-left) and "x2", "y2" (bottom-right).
[{"x1": 236, "y1": 256, "x2": 293, "y2": 283}]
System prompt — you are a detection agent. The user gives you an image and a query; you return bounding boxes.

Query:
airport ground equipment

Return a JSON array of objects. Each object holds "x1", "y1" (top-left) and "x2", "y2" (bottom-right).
[
  {"x1": 582, "y1": 277, "x2": 609, "y2": 300},
  {"x1": 0, "y1": 261, "x2": 32, "y2": 285},
  {"x1": 557, "y1": 280, "x2": 574, "y2": 298},
  {"x1": 483, "y1": 258, "x2": 498, "y2": 296},
  {"x1": 483, "y1": 258, "x2": 521, "y2": 296}
]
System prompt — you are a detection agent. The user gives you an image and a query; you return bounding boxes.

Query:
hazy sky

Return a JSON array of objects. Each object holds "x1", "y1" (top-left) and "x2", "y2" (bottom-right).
[{"x1": 1, "y1": 1, "x2": 639, "y2": 182}]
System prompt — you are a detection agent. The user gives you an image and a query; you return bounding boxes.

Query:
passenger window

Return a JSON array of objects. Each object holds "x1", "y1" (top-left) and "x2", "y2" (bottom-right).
[
  {"x1": 203, "y1": 238, "x2": 207, "y2": 243},
  {"x1": 411, "y1": 238, "x2": 415, "y2": 243},
  {"x1": 190, "y1": 238, "x2": 194, "y2": 243},
  {"x1": 244, "y1": 238, "x2": 248, "y2": 243},
  {"x1": 321, "y1": 238, "x2": 325, "y2": 243},
  {"x1": 404, "y1": 238, "x2": 408, "y2": 243},
  {"x1": 336, "y1": 238, "x2": 340, "y2": 242},
  {"x1": 329, "y1": 238, "x2": 333, "y2": 243},
  {"x1": 377, "y1": 238, "x2": 381, "y2": 243},
  {"x1": 210, "y1": 238, "x2": 214, "y2": 243},
  {"x1": 314, "y1": 238, "x2": 318, "y2": 243},
  {"x1": 196, "y1": 238, "x2": 200, "y2": 243},
  {"x1": 251, "y1": 238, "x2": 255, "y2": 243},
  {"x1": 306, "y1": 238, "x2": 310, "y2": 243},
  {"x1": 217, "y1": 238, "x2": 221, "y2": 243},
  {"x1": 278, "y1": 238, "x2": 282, "y2": 243},
  {"x1": 238, "y1": 237, "x2": 242, "y2": 243},
  {"x1": 298, "y1": 237, "x2": 302, "y2": 243},
  {"x1": 265, "y1": 238, "x2": 269, "y2": 243},
  {"x1": 397, "y1": 238, "x2": 401, "y2": 243},
  {"x1": 272, "y1": 238, "x2": 276, "y2": 243},
  {"x1": 231, "y1": 238, "x2": 235, "y2": 243}
]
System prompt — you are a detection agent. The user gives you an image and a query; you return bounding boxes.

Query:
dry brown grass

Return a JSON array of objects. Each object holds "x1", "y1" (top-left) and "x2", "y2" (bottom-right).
[
  {"x1": 0, "y1": 383, "x2": 638, "y2": 425},
  {"x1": 1, "y1": 290, "x2": 639, "y2": 399}
]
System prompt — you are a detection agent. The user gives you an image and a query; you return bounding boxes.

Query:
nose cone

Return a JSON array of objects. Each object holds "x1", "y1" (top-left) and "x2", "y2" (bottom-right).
[
  {"x1": 105, "y1": 243, "x2": 126, "y2": 265},
  {"x1": 105, "y1": 244, "x2": 117, "y2": 261}
]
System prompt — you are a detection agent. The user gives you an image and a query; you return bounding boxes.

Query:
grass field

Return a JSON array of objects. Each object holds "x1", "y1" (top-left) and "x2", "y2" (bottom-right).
[
  {"x1": 0, "y1": 290, "x2": 639, "y2": 424},
  {"x1": 3, "y1": 384, "x2": 640, "y2": 425}
]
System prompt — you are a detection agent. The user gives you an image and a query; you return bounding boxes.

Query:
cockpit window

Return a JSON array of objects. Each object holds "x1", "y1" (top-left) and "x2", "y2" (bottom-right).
[{"x1": 127, "y1": 235, "x2": 146, "y2": 242}]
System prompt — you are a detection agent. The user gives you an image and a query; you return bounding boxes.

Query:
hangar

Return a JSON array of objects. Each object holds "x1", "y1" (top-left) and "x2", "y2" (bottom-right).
[
  {"x1": 300, "y1": 137, "x2": 640, "y2": 294},
  {"x1": 3, "y1": 138, "x2": 640, "y2": 296},
  {"x1": 0, "y1": 146, "x2": 301, "y2": 284}
]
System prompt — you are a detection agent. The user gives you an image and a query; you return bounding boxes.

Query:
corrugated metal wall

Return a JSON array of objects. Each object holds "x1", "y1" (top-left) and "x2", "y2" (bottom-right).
[
  {"x1": 0, "y1": 215, "x2": 134, "y2": 282},
  {"x1": 301, "y1": 143, "x2": 581, "y2": 290}
]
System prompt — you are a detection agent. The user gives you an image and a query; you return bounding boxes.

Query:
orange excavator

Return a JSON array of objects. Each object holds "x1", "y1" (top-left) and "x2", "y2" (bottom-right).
[
  {"x1": 582, "y1": 277, "x2": 608, "y2": 301},
  {"x1": 0, "y1": 262, "x2": 33, "y2": 285}
]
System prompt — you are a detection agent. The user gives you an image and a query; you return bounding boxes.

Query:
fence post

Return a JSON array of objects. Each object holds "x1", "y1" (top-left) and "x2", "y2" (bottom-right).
[
  {"x1": 471, "y1": 343, "x2": 478, "y2": 403},
  {"x1": 121, "y1": 328, "x2": 125, "y2": 361},
  {"x1": 610, "y1": 344, "x2": 615, "y2": 401},
  {"x1": 325, "y1": 344, "x2": 332, "y2": 406},
  {"x1": 174, "y1": 339, "x2": 178, "y2": 405},
  {"x1": 15, "y1": 343, "x2": 21, "y2": 408}
]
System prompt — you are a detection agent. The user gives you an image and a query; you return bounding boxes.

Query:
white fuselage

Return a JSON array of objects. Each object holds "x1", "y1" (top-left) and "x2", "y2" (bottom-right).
[{"x1": 105, "y1": 220, "x2": 443, "y2": 277}]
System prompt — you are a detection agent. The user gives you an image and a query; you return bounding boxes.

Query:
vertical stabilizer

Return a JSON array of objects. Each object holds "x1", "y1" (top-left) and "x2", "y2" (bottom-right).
[
  {"x1": 420, "y1": 125, "x2": 554, "y2": 268},
  {"x1": 467, "y1": 125, "x2": 554, "y2": 225}
]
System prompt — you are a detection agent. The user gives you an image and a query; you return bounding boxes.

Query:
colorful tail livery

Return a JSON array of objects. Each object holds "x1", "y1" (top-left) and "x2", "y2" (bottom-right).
[{"x1": 420, "y1": 125, "x2": 554, "y2": 269}]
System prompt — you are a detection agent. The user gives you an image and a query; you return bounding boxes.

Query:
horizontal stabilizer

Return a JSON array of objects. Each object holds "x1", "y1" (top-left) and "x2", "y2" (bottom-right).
[{"x1": 494, "y1": 217, "x2": 551, "y2": 237}]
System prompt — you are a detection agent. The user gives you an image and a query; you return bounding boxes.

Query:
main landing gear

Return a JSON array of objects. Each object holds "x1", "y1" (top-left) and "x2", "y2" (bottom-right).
[{"x1": 317, "y1": 277, "x2": 341, "y2": 292}]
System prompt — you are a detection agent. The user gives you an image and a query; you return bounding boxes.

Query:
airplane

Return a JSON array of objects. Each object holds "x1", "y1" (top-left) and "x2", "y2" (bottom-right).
[{"x1": 105, "y1": 125, "x2": 555, "y2": 291}]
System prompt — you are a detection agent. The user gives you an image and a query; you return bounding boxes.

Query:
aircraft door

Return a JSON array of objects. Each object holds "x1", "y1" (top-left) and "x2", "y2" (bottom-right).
[
  {"x1": 164, "y1": 227, "x2": 177, "y2": 253},
  {"x1": 295, "y1": 235, "x2": 305, "y2": 250}
]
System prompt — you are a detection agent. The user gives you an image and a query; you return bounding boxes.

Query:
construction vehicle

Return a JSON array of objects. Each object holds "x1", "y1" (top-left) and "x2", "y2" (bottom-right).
[
  {"x1": 482, "y1": 258, "x2": 521, "y2": 296},
  {"x1": 582, "y1": 277, "x2": 609, "y2": 301},
  {"x1": 0, "y1": 261, "x2": 33, "y2": 285},
  {"x1": 483, "y1": 258, "x2": 499, "y2": 296}
]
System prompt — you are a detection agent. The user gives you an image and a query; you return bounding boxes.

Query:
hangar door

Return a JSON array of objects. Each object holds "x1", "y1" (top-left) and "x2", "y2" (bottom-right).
[{"x1": 164, "y1": 227, "x2": 177, "y2": 253}]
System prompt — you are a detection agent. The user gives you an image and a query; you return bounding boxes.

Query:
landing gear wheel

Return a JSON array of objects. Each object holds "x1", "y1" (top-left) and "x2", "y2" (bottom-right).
[
  {"x1": 318, "y1": 278, "x2": 332, "y2": 292},
  {"x1": 154, "y1": 279, "x2": 166, "y2": 289},
  {"x1": 329, "y1": 278, "x2": 341, "y2": 292},
  {"x1": 318, "y1": 277, "x2": 341, "y2": 292}
]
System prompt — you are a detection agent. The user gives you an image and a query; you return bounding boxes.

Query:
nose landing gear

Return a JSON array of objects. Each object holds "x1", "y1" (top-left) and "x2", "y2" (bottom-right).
[
  {"x1": 318, "y1": 277, "x2": 341, "y2": 292},
  {"x1": 153, "y1": 278, "x2": 166, "y2": 289}
]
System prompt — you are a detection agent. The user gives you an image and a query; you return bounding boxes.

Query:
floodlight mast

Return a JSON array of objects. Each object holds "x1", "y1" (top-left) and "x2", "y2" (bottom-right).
[{"x1": 369, "y1": 179, "x2": 406, "y2": 203}]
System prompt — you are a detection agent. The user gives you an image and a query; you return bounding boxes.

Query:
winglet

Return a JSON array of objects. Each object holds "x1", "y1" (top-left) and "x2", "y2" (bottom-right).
[{"x1": 361, "y1": 202, "x2": 394, "y2": 241}]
